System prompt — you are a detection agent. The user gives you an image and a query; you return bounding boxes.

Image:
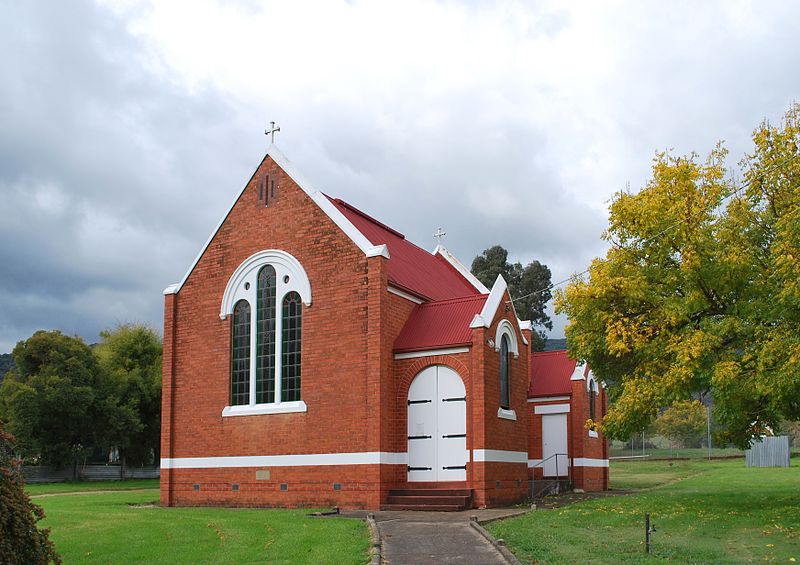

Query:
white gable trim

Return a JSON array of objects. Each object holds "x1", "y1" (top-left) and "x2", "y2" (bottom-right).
[
  {"x1": 470, "y1": 275, "x2": 507, "y2": 328},
  {"x1": 394, "y1": 347, "x2": 470, "y2": 360},
  {"x1": 165, "y1": 144, "x2": 389, "y2": 294},
  {"x1": 570, "y1": 363, "x2": 587, "y2": 381},
  {"x1": 388, "y1": 285, "x2": 424, "y2": 304},
  {"x1": 469, "y1": 275, "x2": 529, "y2": 345},
  {"x1": 433, "y1": 245, "x2": 490, "y2": 293}
]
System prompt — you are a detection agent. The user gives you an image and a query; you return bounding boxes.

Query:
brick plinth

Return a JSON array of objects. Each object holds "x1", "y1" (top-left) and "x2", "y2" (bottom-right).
[{"x1": 166, "y1": 464, "x2": 391, "y2": 508}]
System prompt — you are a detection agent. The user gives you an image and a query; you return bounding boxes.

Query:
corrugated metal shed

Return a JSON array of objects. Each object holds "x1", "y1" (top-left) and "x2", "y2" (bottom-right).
[
  {"x1": 746, "y1": 436, "x2": 790, "y2": 467},
  {"x1": 394, "y1": 295, "x2": 487, "y2": 352},
  {"x1": 328, "y1": 197, "x2": 481, "y2": 301},
  {"x1": 529, "y1": 350, "x2": 576, "y2": 397}
]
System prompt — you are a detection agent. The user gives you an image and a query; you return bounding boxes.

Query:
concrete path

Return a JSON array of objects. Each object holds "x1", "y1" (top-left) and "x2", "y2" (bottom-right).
[
  {"x1": 377, "y1": 520, "x2": 504, "y2": 564},
  {"x1": 341, "y1": 508, "x2": 528, "y2": 564}
]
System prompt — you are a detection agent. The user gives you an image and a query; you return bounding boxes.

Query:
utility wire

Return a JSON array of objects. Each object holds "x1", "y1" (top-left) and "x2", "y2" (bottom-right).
[{"x1": 508, "y1": 151, "x2": 799, "y2": 306}]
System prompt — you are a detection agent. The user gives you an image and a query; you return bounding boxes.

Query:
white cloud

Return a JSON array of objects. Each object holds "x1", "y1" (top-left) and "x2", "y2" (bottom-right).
[{"x1": 1, "y1": 0, "x2": 799, "y2": 350}]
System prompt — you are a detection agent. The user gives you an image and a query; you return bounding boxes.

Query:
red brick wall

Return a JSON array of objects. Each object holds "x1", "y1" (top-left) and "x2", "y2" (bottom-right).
[
  {"x1": 470, "y1": 290, "x2": 530, "y2": 507},
  {"x1": 161, "y1": 155, "x2": 390, "y2": 508},
  {"x1": 569, "y1": 376, "x2": 609, "y2": 491},
  {"x1": 164, "y1": 465, "x2": 382, "y2": 509}
]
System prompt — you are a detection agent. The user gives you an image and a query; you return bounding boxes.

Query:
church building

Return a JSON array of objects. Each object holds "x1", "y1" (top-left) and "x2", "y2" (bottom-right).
[{"x1": 160, "y1": 144, "x2": 607, "y2": 510}]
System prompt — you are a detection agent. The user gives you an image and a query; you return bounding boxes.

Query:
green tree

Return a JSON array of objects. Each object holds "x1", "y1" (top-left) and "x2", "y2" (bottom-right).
[
  {"x1": 556, "y1": 104, "x2": 800, "y2": 447},
  {"x1": 654, "y1": 400, "x2": 707, "y2": 448},
  {"x1": 471, "y1": 245, "x2": 553, "y2": 351},
  {"x1": 0, "y1": 331, "x2": 104, "y2": 469},
  {"x1": 0, "y1": 423, "x2": 61, "y2": 564},
  {"x1": 94, "y1": 324, "x2": 162, "y2": 467}
]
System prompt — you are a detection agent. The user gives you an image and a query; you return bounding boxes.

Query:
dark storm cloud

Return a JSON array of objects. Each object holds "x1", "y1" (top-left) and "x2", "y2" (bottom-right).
[{"x1": 0, "y1": 1, "x2": 260, "y2": 350}]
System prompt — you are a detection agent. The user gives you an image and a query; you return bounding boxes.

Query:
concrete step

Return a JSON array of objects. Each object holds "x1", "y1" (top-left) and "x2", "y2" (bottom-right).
[
  {"x1": 386, "y1": 495, "x2": 472, "y2": 506},
  {"x1": 388, "y1": 488, "x2": 472, "y2": 497},
  {"x1": 380, "y1": 503, "x2": 466, "y2": 511},
  {"x1": 384, "y1": 487, "x2": 473, "y2": 511},
  {"x1": 394, "y1": 481, "x2": 468, "y2": 489}
]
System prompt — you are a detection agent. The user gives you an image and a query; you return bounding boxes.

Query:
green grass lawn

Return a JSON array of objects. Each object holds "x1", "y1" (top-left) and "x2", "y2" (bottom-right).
[
  {"x1": 609, "y1": 447, "x2": 748, "y2": 459},
  {"x1": 488, "y1": 458, "x2": 800, "y2": 564},
  {"x1": 610, "y1": 459, "x2": 712, "y2": 490},
  {"x1": 30, "y1": 483, "x2": 369, "y2": 564},
  {"x1": 26, "y1": 478, "x2": 159, "y2": 496}
]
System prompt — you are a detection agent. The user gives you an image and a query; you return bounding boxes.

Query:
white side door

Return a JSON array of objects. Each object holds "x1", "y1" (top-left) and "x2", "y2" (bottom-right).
[
  {"x1": 542, "y1": 413, "x2": 568, "y2": 477},
  {"x1": 407, "y1": 366, "x2": 468, "y2": 482}
]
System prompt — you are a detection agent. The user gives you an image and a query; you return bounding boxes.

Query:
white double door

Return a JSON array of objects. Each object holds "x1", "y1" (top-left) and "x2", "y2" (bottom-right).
[{"x1": 407, "y1": 366, "x2": 468, "y2": 482}]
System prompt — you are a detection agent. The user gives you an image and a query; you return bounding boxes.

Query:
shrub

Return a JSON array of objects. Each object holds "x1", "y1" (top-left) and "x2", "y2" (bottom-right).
[{"x1": 0, "y1": 423, "x2": 60, "y2": 564}]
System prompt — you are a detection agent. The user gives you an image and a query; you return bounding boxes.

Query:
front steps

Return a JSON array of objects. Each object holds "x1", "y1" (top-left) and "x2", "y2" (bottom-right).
[{"x1": 382, "y1": 486, "x2": 473, "y2": 511}]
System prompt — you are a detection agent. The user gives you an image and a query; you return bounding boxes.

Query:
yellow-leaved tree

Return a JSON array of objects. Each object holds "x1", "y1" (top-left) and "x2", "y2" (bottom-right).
[{"x1": 556, "y1": 104, "x2": 800, "y2": 448}]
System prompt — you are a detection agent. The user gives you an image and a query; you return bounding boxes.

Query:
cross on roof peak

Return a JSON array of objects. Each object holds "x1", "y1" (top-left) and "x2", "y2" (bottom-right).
[
  {"x1": 434, "y1": 227, "x2": 446, "y2": 245},
  {"x1": 265, "y1": 121, "x2": 281, "y2": 143}
]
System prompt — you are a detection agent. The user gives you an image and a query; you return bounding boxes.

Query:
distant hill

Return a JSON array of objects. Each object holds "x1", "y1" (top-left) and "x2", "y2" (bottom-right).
[
  {"x1": 543, "y1": 338, "x2": 567, "y2": 352},
  {"x1": 0, "y1": 353, "x2": 14, "y2": 384}
]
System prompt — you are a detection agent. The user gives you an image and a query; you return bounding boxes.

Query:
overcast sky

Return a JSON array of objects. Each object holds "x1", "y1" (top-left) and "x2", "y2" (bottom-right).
[{"x1": 1, "y1": 1, "x2": 798, "y2": 352}]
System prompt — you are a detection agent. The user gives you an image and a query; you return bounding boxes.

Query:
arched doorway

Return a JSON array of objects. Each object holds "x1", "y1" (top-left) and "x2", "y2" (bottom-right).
[{"x1": 407, "y1": 365, "x2": 468, "y2": 482}]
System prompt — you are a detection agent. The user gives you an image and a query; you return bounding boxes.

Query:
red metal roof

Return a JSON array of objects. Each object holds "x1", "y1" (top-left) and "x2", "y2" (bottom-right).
[
  {"x1": 529, "y1": 350, "x2": 578, "y2": 397},
  {"x1": 328, "y1": 197, "x2": 481, "y2": 301},
  {"x1": 394, "y1": 295, "x2": 487, "y2": 352}
]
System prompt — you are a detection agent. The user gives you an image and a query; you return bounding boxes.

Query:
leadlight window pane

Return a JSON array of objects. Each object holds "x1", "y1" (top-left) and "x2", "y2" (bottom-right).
[
  {"x1": 231, "y1": 300, "x2": 251, "y2": 406},
  {"x1": 256, "y1": 265, "x2": 277, "y2": 404},
  {"x1": 281, "y1": 292, "x2": 302, "y2": 402},
  {"x1": 589, "y1": 382, "x2": 596, "y2": 421},
  {"x1": 500, "y1": 335, "x2": 510, "y2": 409}
]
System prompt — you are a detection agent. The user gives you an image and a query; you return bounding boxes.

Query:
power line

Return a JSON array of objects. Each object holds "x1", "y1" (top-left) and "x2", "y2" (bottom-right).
[{"x1": 508, "y1": 151, "x2": 799, "y2": 306}]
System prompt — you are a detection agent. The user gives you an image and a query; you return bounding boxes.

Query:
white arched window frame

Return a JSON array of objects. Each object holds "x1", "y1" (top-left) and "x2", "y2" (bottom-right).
[
  {"x1": 495, "y1": 320, "x2": 519, "y2": 421},
  {"x1": 587, "y1": 373, "x2": 599, "y2": 438},
  {"x1": 220, "y1": 250, "x2": 311, "y2": 417}
]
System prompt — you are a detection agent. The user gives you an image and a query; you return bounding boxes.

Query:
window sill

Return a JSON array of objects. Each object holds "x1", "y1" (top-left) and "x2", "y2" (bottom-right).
[
  {"x1": 497, "y1": 407, "x2": 517, "y2": 421},
  {"x1": 222, "y1": 401, "x2": 308, "y2": 417},
  {"x1": 588, "y1": 429, "x2": 598, "y2": 438}
]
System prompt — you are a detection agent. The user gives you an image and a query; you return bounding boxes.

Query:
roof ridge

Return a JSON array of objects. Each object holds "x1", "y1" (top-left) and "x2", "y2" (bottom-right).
[
  {"x1": 335, "y1": 196, "x2": 441, "y2": 258},
  {"x1": 328, "y1": 196, "x2": 405, "y2": 239},
  {"x1": 532, "y1": 349, "x2": 568, "y2": 356},
  {"x1": 420, "y1": 294, "x2": 488, "y2": 306}
]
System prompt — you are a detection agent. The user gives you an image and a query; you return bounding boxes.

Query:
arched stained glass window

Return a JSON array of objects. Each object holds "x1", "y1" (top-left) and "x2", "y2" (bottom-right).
[
  {"x1": 223, "y1": 250, "x2": 309, "y2": 416},
  {"x1": 500, "y1": 335, "x2": 510, "y2": 409},
  {"x1": 589, "y1": 380, "x2": 597, "y2": 421},
  {"x1": 231, "y1": 300, "x2": 251, "y2": 406},
  {"x1": 256, "y1": 265, "x2": 277, "y2": 404},
  {"x1": 281, "y1": 292, "x2": 302, "y2": 403}
]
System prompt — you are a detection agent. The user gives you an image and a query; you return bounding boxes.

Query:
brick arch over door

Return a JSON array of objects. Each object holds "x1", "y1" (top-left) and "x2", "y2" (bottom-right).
[{"x1": 396, "y1": 355, "x2": 470, "y2": 405}]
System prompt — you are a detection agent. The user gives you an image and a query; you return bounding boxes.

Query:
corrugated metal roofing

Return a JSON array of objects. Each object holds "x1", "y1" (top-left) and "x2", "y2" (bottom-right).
[
  {"x1": 394, "y1": 295, "x2": 487, "y2": 352},
  {"x1": 328, "y1": 197, "x2": 481, "y2": 301},
  {"x1": 529, "y1": 349, "x2": 577, "y2": 397}
]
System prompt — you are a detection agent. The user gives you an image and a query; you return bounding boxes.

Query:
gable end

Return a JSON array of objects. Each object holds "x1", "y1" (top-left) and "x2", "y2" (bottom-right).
[{"x1": 164, "y1": 145, "x2": 389, "y2": 294}]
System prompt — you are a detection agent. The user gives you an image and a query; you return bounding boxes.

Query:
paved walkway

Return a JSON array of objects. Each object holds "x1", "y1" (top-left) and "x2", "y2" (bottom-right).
[{"x1": 341, "y1": 508, "x2": 528, "y2": 565}]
